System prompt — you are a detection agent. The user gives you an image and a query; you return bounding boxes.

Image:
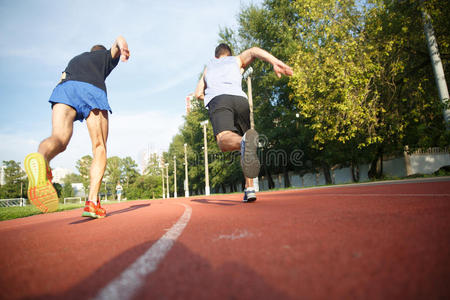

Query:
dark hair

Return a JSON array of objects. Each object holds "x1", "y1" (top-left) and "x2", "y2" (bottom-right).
[
  {"x1": 215, "y1": 43, "x2": 232, "y2": 58},
  {"x1": 90, "y1": 44, "x2": 107, "y2": 52}
]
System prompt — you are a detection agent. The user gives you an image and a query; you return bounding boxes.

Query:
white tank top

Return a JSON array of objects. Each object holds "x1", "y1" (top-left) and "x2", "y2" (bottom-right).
[{"x1": 204, "y1": 56, "x2": 248, "y2": 107}]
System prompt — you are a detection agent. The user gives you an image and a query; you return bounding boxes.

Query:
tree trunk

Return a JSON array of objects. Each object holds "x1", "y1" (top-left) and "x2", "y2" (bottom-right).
[
  {"x1": 368, "y1": 147, "x2": 383, "y2": 179},
  {"x1": 351, "y1": 161, "x2": 360, "y2": 182},
  {"x1": 283, "y1": 166, "x2": 291, "y2": 188},
  {"x1": 322, "y1": 162, "x2": 332, "y2": 185},
  {"x1": 264, "y1": 164, "x2": 275, "y2": 189}
]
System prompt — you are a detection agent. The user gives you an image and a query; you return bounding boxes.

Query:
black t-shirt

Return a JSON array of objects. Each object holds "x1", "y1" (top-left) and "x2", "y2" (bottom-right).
[{"x1": 61, "y1": 49, "x2": 120, "y2": 93}]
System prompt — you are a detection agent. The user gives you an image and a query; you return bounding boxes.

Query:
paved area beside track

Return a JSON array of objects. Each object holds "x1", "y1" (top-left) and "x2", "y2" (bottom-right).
[{"x1": 1, "y1": 178, "x2": 449, "y2": 299}]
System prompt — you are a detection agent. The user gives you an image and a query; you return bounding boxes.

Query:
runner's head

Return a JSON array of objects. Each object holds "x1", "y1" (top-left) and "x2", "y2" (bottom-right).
[
  {"x1": 215, "y1": 43, "x2": 232, "y2": 58},
  {"x1": 90, "y1": 45, "x2": 107, "y2": 52}
]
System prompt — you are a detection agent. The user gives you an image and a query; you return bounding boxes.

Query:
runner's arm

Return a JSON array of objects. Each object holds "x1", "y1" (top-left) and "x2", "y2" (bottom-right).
[
  {"x1": 111, "y1": 35, "x2": 130, "y2": 62},
  {"x1": 194, "y1": 69, "x2": 207, "y2": 100},
  {"x1": 237, "y1": 47, "x2": 293, "y2": 78}
]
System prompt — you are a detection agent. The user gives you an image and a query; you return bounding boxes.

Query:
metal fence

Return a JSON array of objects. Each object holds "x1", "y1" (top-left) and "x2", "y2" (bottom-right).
[
  {"x1": 63, "y1": 197, "x2": 83, "y2": 204},
  {"x1": 0, "y1": 198, "x2": 27, "y2": 207}
]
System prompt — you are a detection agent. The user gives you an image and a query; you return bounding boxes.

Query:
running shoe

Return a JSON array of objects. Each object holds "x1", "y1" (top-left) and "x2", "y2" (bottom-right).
[
  {"x1": 24, "y1": 153, "x2": 59, "y2": 213},
  {"x1": 82, "y1": 201, "x2": 97, "y2": 218},
  {"x1": 95, "y1": 201, "x2": 106, "y2": 218},
  {"x1": 240, "y1": 129, "x2": 260, "y2": 178},
  {"x1": 82, "y1": 201, "x2": 106, "y2": 219},
  {"x1": 243, "y1": 188, "x2": 257, "y2": 203}
]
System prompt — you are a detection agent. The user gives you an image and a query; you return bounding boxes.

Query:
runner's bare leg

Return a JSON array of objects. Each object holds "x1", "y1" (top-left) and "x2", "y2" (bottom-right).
[
  {"x1": 38, "y1": 103, "x2": 76, "y2": 162},
  {"x1": 86, "y1": 109, "x2": 109, "y2": 202}
]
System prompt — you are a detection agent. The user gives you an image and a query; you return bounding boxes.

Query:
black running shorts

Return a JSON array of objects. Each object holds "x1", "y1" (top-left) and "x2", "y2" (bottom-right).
[{"x1": 207, "y1": 94, "x2": 250, "y2": 137}]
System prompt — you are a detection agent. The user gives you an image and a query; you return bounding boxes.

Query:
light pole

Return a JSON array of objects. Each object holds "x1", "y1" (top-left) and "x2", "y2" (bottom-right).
[
  {"x1": 200, "y1": 120, "x2": 210, "y2": 195},
  {"x1": 184, "y1": 143, "x2": 189, "y2": 197},
  {"x1": 243, "y1": 67, "x2": 259, "y2": 191},
  {"x1": 173, "y1": 155, "x2": 177, "y2": 198},
  {"x1": 161, "y1": 166, "x2": 165, "y2": 199},
  {"x1": 165, "y1": 163, "x2": 170, "y2": 198},
  {"x1": 104, "y1": 179, "x2": 108, "y2": 201}
]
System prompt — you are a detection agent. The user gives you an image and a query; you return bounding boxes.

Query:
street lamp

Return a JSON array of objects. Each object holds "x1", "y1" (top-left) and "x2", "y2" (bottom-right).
[
  {"x1": 200, "y1": 120, "x2": 210, "y2": 195},
  {"x1": 243, "y1": 67, "x2": 259, "y2": 191},
  {"x1": 103, "y1": 178, "x2": 108, "y2": 201},
  {"x1": 161, "y1": 166, "x2": 165, "y2": 199},
  {"x1": 173, "y1": 155, "x2": 177, "y2": 198},
  {"x1": 165, "y1": 163, "x2": 170, "y2": 198},
  {"x1": 184, "y1": 143, "x2": 189, "y2": 197}
]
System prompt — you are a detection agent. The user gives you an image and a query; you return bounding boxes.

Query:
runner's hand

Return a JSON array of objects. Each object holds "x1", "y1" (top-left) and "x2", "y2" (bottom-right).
[
  {"x1": 273, "y1": 60, "x2": 293, "y2": 78},
  {"x1": 117, "y1": 36, "x2": 130, "y2": 62}
]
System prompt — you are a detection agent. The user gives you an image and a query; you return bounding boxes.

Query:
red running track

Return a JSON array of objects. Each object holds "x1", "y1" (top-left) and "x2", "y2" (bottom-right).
[{"x1": 0, "y1": 178, "x2": 449, "y2": 300}]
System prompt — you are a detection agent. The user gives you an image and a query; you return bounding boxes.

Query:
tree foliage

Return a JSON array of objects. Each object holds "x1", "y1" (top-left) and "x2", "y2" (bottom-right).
[
  {"x1": 0, "y1": 160, "x2": 27, "y2": 199},
  {"x1": 165, "y1": 0, "x2": 449, "y2": 188},
  {"x1": 76, "y1": 155, "x2": 92, "y2": 194}
]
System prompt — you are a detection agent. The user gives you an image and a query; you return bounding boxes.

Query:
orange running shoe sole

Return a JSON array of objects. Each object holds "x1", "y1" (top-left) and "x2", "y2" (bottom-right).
[{"x1": 24, "y1": 153, "x2": 58, "y2": 213}]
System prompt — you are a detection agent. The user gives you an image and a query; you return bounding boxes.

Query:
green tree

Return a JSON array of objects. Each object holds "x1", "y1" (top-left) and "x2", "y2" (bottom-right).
[
  {"x1": 285, "y1": 0, "x2": 383, "y2": 181},
  {"x1": 143, "y1": 153, "x2": 162, "y2": 176},
  {"x1": 76, "y1": 155, "x2": 92, "y2": 195},
  {"x1": 61, "y1": 182, "x2": 74, "y2": 200},
  {"x1": 121, "y1": 156, "x2": 139, "y2": 188},
  {"x1": 126, "y1": 174, "x2": 162, "y2": 200},
  {"x1": 60, "y1": 173, "x2": 81, "y2": 200},
  {"x1": 53, "y1": 183, "x2": 63, "y2": 201},
  {"x1": 362, "y1": 0, "x2": 449, "y2": 177},
  {"x1": 2, "y1": 160, "x2": 26, "y2": 185},
  {"x1": 104, "y1": 156, "x2": 122, "y2": 200},
  {"x1": 0, "y1": 160, "x2": 27, "y2": 199}
]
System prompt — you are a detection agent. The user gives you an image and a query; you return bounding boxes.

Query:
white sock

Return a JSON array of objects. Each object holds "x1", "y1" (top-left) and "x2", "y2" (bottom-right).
[{"x1": 89, "y1": 199, "x2": 98, "y2": 205}]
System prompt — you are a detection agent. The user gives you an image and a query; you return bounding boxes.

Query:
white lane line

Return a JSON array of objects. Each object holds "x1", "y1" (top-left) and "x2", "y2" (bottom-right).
[{"x1": 93, "y1": 203, "x2": 192, "y2": 300}]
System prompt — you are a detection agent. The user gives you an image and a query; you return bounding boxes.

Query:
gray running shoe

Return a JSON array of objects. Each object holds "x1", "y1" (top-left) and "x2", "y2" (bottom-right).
[
  {"x1": 240, "y1": 129, "x2": 260, "y2": 178},
  {"x1": 243, "y1": 188, "x2": 257, "y2": 203}
]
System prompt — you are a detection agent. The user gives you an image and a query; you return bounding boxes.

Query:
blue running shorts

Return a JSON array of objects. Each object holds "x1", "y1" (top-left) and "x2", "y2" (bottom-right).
[{"x1": 48, "y1": 81, "x2": 112, "y2": 122}]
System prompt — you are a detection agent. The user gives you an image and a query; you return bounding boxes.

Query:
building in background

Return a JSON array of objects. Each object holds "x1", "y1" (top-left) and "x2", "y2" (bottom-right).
[
  {"x1": 71, "y1": 183, "x2": 86, "y2": 198},
  {"x1": 51, "y1": 167, "x2": 73, "y2": 184},
  {"x1": 0, "y1": 165, "x2": 5, "y2": 185}
]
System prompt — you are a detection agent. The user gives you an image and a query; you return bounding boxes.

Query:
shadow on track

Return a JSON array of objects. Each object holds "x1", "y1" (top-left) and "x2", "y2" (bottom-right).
[
  {"x1": 25, "y1": 240, "x2": 292, "y2": 300},
  {"x1": 191, "y1": 198, "x2": 241, "y2": 206},
  {"x1": 69, "y1": 204, "x2": 151, "y2": 224}
]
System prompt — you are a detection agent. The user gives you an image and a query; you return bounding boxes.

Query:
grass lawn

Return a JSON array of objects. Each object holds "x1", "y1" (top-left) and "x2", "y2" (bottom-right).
[
  {"x1": 0, "y1": 203, "x2": 85, "y2": 221},
  {"x1": 0, "y1": 200, "x2": 126, "y2": 221}
]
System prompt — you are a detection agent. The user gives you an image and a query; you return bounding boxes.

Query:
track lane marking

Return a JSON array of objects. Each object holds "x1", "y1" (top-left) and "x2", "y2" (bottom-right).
[{"x1": 93, "y1": 203, "x2": 192, "y2": 300}]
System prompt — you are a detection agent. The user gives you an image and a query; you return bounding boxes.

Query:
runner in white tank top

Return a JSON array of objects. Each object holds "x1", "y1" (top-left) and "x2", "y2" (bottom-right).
[{"x1": 195, "y1": 44, "x2": 293, "y2": 202}]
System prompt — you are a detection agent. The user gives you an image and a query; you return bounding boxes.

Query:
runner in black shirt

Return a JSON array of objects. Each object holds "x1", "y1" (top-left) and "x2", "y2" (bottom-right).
[{"x1": 24, "y1": 36, "x2": 130, "y2": 218}]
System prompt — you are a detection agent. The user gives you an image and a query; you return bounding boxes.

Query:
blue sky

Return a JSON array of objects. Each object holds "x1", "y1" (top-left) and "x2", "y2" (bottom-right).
[{"x1": 0, "y1": 0, "x2": 263, "y2": 173}]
